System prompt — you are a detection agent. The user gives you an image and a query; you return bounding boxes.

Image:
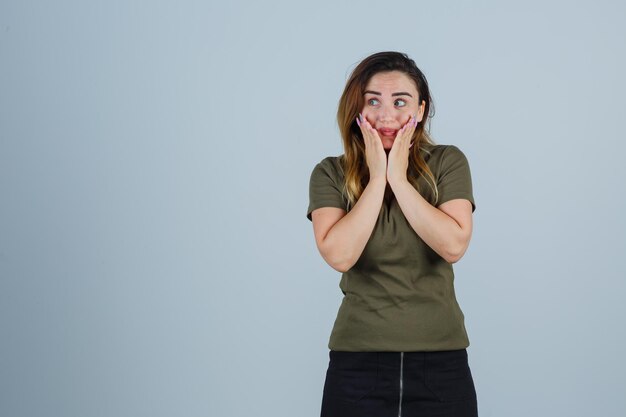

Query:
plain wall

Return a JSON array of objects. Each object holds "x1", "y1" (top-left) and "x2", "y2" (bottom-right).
[{"x1": 1, "y1": 1, "x2": 625, "y2": 416}]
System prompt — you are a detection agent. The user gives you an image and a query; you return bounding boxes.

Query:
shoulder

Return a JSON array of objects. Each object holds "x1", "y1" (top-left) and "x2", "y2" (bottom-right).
[
  {"x1": 316, "y1": 154, "x2": 343, "y2": 168},
  {"x1": 423, "y1": 143, "x2": 467, "y2": 160},
  {"x1": 423, "y1": 144, "x2": 470, "y2": 170},
  {"x1": 311, "y1": 155, "x2": 345, "y2": 181}
]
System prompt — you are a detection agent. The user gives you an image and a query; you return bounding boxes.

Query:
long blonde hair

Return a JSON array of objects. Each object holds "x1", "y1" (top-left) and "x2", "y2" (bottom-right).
[{"x1": 336, "y1": 51, "x2": 440, "y2": 210}]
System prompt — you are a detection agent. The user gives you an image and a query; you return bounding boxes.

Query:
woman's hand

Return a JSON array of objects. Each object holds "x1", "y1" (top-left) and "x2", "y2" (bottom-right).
[
  {"x1": 387, "y1": 115, "x2": 417, "y2": 185},
  {"x1": 357, "y1": 113, "x2": 387, "y2": 182}
]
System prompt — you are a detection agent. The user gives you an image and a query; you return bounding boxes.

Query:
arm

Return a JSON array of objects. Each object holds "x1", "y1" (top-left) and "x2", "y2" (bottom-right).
[
  {"x1": 311, "y1": 177, "x2": 387, "y2": 272},
  {"x1": 389, "y1": 177, "x2": 473, "y2": 263}
]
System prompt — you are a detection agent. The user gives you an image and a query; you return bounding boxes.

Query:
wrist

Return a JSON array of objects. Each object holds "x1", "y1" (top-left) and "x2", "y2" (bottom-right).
[
  {"x1": 368, "y1": 175, "x2": 387, "y2": 186},
  {"x1": 388, "y1": 175, "x2": 407, "y2": 188}
]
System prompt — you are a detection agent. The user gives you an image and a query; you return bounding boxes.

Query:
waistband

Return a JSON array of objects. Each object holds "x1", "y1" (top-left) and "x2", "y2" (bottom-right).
[{"x1": 329, "y1": 349, "x2": 468, "y2": 367}]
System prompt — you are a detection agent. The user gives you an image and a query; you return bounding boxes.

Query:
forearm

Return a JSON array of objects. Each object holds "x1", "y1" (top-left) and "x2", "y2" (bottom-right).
[
  {"x1": 322, "y1": 177, "x2": 386, "y2": 272},
  {"x1": 390, "y1": 178, "x2": 465, "y2": 263}
]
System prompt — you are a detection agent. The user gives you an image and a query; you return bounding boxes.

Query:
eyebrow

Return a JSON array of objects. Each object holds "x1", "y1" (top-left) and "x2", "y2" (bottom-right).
[{"x1": 363, "y1": 90, "x2": 414, "y2": 98}]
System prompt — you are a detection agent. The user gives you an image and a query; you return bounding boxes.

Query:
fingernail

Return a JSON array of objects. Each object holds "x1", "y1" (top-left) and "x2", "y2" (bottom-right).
[{"x1": 356, "y1": 117, "x2": 360, "y2": 126}]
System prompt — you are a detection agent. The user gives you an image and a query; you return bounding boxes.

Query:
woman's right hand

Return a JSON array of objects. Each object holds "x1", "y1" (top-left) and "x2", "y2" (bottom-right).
[{"x1": 357, "y1": 113, "x2": 387, "y2": 182}]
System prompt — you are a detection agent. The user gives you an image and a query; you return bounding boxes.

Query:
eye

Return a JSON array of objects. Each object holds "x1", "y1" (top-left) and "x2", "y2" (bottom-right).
[
  {"x1": 367, "y1": 98, "x2": 379, "y2": 106},
  {"x1": 395, "y1": 99, "x2": 407, "y2": 107}
]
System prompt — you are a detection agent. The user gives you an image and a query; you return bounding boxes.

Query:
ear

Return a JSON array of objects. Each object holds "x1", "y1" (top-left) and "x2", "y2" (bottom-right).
[{"x1": 417, "y1": 100, "x2": 426, "y2": 122}]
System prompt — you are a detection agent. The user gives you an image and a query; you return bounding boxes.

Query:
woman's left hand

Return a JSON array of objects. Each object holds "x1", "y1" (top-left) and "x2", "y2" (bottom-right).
[{"x1": 387, "y1": 115, "x2": 418, "y2": 185}]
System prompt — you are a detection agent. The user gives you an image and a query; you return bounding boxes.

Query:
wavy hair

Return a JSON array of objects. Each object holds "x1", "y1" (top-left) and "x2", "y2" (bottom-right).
[{"x1": 337, "y1": 51, "x2": 439, "y2": 210}]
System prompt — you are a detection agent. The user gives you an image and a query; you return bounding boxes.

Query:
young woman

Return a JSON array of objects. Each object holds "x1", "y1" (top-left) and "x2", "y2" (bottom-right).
[{"x1": 306, "y1": 51, "x2": 479, "y2": 417}]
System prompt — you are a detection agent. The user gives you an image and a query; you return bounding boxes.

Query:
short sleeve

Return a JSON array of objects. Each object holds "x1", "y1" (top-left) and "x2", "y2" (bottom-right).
[
  {"x1": 436, "y1": 145, "x2": 476, "y2": 213},
  {"x1": 306, "y1": 157, "x2": 347, "y2": 221}
]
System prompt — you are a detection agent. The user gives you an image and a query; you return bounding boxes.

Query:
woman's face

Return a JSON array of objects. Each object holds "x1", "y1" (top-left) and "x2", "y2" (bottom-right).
[{"x1": 361, "y1": 71, "x2": 425, "y2": 150}]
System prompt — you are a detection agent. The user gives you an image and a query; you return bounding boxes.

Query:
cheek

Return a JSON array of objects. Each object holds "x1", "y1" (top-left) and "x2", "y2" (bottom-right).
[
  {"x1": 403, "y1": 107, "x2": 419, "y2": 120},
  {"x1": 395, "y1": 111, "x2": 410, "y2": 123},
  {"x1": 361, "y1": 110, "x2": 375, "y2": 123}
]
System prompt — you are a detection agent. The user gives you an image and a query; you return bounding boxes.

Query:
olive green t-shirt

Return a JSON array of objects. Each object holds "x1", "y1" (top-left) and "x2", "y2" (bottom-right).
[{"x1": 306, "y1": 143, "x2": 476, "y2": 352}]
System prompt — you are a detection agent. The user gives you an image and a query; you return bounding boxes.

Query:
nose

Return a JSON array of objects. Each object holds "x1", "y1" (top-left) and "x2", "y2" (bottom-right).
[{"x1": 377, "y1": 106, "x2": 395, "y2": 124}]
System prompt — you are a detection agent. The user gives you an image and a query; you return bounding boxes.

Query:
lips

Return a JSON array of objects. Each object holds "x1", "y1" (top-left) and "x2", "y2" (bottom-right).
[{"x1": 379, "y1": 128, "x2": 398, "y2": 137}]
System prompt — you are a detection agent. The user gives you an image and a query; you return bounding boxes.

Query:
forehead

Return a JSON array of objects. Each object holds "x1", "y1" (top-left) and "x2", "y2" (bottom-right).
[{"x1": 364, "y1": 71, "x2": 417, "y2": 94}]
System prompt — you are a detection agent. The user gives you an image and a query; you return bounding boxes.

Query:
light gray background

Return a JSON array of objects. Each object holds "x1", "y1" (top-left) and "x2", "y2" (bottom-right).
[{"x1": 1, "y1": 1, "x2": 625, "y2": 416}]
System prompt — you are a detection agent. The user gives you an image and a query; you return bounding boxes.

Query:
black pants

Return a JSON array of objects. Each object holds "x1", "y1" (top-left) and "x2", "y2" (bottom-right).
[{"x1": 320, "y1": 349, "x2": 478, "y2": 417}]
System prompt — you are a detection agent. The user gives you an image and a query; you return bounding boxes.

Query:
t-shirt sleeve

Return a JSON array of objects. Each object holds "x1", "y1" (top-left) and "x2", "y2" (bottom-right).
[
  {"x1": 306, "y1": 158, "x2": 347, "y2": 221},
  {"x1": 436, "y1": 145, "x2": 476, "y2": 213}
]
